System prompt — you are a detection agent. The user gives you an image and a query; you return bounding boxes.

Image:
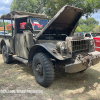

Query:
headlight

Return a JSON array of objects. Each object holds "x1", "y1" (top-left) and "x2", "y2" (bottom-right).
[
  {"x1": 90, "y1": 40, "x2": 93, "y2": 46},
  {"x1": 61, "y1": 46, "x2": 65, "y2": 51},
  {"x1": 56, "y1": 41, "x2": 71, "y2": 58},
  {"x1": 56, "y1": 42, "x2": 66, "y2": 52}
]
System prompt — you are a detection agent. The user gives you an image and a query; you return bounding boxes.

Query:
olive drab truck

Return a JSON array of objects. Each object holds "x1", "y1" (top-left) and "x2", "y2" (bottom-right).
[{"x1": 0, "y1": 5, "x2": 100, "y2": 87}]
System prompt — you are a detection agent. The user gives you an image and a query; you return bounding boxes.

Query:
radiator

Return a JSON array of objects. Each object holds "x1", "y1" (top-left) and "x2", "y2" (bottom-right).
[{"x1": 72, "y1": 40, "x2": 90, "y2": 52}]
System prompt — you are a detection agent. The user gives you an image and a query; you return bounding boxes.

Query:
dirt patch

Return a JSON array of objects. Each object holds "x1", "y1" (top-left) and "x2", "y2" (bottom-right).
[{"x1": 0, "y1": 54, "x2": 100, "y2": 100}]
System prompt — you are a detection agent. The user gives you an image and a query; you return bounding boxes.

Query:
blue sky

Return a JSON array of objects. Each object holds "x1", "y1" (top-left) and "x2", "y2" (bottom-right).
[
  {"x1": 82, "y1": 11, "x2": 100, "y2": 25},
  {"x1": 0, "y1": 0, "x2": 12, "y2": 16},
  {"x1": 0, "y1": 0, "x2": 100, "y2": 25}
]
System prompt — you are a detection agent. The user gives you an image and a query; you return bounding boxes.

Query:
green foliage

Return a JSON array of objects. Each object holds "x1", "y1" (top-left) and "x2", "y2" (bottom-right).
[
  {"x1": 0, "y1": 21, "x2": 3, "y2": 27},
  {"x1": 10, "y1": 0, "x2": 39, "y2": 13},
  {"x1": 5, "y1": 22, "x2": 10, "y2": 27},
  {"x1": 85, "y1": 18, "x2": 99, "y2": 26},
  {"x1": 75, "y1": 26, "x2": 82, "y2": 33},
  {"x1": 10, "y1": 0, "x2": 47, "y2": 14},
  {"x1": 78, "y1": 17, "x2": 99, "y2": 32},
  {"x1": 79, "y1": 17, "x2": 99, "y2": 26},
  {"x1": 10, "y1": 0, "x2": 100, "y2": 18},
  {"x1": 93, "y1": 25, "x2": 100, "y2": 32},
  {"x1": 79, "y1": 25, "x2": 93, "y2": 32},
  {"x1": 44, "y1": 0, "x2": 100, "y2": 17},
  {"x1": 0, "y1": 21, "x2": 10, "y2": 27}
]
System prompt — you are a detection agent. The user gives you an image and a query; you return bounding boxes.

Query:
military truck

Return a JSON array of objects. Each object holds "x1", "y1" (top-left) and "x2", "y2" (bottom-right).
[{"x1": 0, "y1": 5, "x2": 100, "y2": 87}]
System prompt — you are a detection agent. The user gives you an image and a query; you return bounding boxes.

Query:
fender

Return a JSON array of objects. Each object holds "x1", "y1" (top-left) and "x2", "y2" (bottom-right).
[
  {"x1": 28, "y1": 43, "x2": 65, "y2": 61},
  {"x1": 1, "y1": 39, "x2": 12, "y2": 53}
]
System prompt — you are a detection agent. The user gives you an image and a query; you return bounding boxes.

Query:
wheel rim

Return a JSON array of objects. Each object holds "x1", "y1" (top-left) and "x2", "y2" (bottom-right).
[{"x1": 35, "y1": 62, "x2": 43, "y2": 78}]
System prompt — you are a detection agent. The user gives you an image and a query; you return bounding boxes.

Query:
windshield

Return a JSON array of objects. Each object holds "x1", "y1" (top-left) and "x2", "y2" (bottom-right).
[
  {"x1": 96, "y1": 33, "x2": 100, "y2": 36},
  {"x1": 91, "y1": 33, "x2": 97, "y2": 37},
  {"x1": 91, "y1": 33, "x2": 100, "y2": 37},
  {"x1": 30, "y1": 18, "x2": 48, "y2": 31}
]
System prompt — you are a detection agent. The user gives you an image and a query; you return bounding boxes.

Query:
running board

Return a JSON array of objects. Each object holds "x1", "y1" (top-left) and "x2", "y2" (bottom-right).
[{"x1": 13, "y1": 56, "x2": 28, "y2": 65}]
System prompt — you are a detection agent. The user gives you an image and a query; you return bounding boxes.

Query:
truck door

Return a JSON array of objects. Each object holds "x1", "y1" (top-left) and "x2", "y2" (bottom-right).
[{"x1": 14, "y1": 18, "x2": 34, "y2": 59}]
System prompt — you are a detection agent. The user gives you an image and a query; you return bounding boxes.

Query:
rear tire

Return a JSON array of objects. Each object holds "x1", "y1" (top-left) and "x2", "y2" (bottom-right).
[
  {"x1": 32, "y1": 53, "x2": 54, "y2": 87},
  {"x1": 2, "y1": 45, "x2": 12, "y2": 64}
]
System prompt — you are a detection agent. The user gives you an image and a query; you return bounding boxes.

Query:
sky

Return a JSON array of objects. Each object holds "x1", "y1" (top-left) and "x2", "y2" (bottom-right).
[
  {"x1": 82, "y1": 11, "x2": 100, "y2": 25},
  {"x1": 0, "y1": 0, "x2": 12, "y2": 16},
  {"x1": 0, "y1": 0, "x2": 100, "y2": 25}
]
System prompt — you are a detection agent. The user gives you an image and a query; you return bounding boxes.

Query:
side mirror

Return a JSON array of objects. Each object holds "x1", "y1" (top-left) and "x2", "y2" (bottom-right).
[{"x1": 25, "y1": 23, "x2": 32, "y2": 30}]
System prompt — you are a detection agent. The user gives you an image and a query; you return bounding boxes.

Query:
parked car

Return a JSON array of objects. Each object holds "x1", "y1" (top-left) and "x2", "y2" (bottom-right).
[
  {"x1": 0, "y1": 31, "x2": 11, "y2": 36},
  {"x1": 7, "y1": 21, "x2": 43, "y2": 29},
  {"x1": 93, "y1": 36, "x2": 100, "y2": 52},
  {"x1": 84, "y1": 32, "x2": 99, "y2": 39},
  {"x1": 75, "y1": 32, "x2": 84, "y2": 36},
  {"x1": 85, "y1": 33, "x2": 100, "y2": 52}
]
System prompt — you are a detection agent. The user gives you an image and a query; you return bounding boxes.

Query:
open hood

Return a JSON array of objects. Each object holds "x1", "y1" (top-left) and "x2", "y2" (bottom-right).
[{"x1": 36, "y1": 5, "x2": 83, "y2": 38}]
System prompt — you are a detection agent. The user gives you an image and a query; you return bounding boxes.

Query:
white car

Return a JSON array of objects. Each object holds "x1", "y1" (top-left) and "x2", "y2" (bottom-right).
[{"x1": 84, "y1": 33, "x2": 98, "y2": 39}]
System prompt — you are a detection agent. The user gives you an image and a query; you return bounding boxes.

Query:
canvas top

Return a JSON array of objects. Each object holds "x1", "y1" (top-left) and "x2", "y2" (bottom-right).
[{"x1": 0, "y1": 11, "x2": 48, "y2": 20}]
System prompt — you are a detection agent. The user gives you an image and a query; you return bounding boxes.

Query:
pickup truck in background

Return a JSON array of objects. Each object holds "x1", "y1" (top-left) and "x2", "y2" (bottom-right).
[
  {"x1": 93, "y1": 35, "x2": 100, "y2": 52},
  {"x1": 84, "y1": 32, "x2": 100, "y2": 39}
]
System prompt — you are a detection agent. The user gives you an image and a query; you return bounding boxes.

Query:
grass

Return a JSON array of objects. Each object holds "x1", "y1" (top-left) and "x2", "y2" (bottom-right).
[{"x1": 0, "y1": 54, "x2": 100, "y2": 100}]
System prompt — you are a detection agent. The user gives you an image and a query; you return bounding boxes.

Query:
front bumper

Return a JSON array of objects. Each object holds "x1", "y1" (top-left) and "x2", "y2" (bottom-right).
[{"x1": 65, "y1": 51, "x2": 100, "y2": 73}]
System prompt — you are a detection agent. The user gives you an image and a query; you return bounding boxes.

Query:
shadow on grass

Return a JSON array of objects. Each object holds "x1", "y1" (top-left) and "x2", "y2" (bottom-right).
[
  {"x1": 1, "y1": 59, "x2": 100, "y2": 99},
  {"x1": 12, "y1": 60, "x2": 34, "y2": 76},
  {"x1": 54, "y1": 67, "x2": 100, "y2": 93},
  {"x1": 10, "y1": 60, "x2": 100, "y2": 92}
]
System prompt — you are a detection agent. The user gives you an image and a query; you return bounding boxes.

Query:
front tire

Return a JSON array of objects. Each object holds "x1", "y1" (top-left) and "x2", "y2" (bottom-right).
[
  {"x1": 32, "y1": 53, "x2": 54, "y2": 87},
  {"x1": 2, "y1": 45, "x2": 12, "y2": 64}
]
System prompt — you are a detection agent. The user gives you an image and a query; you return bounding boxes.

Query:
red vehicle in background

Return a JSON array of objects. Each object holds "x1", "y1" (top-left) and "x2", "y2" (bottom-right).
[
  {"x1": 93, "y1": 33, "x2": 100, "y2": 51},
  {"x1": 7, "y1": 21, "x2": 43, "y2": 29},
  {"x1": 32, "y1": 21, "x2": 43, "y2": 28},
  {"x1": 7, "y1": 23, "x2": 14, "y2": 28},
  {"x1": 20, "y1": 21, "x2": 43, "y2": 29}
]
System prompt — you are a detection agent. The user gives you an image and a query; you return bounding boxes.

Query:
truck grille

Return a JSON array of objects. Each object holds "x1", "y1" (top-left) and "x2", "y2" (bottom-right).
[{"x1": 72, "y1": 40, "x2": 90, "y2": 52}]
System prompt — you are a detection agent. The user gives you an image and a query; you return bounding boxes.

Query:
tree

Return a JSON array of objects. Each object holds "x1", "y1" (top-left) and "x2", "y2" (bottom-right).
[
  {"x1": 78, "y1": 19, "x2": 86, "y2": 25},
  {"x1": 0, "y1": 21, "x2": 10, "y2": 27},
  {"x1": 75, "y1": 26, "x2": 82, "y2": 33},
  {"x1": 79, "y1": 18, "x2": 99, "y2": 26},
  {"x1": 44, "y1": 0, "x2": 100, "y2": 17},
  {"x1": 79, "y1": 25, "x2": 92, "y2": 32},
  {"x1": 10, "y1": 0, "x2": 39, "y2": 13},
  {"x1": 78, "y1": 17, "x2": 99, "y2": 32},
  {"x1": 93, "y1": 25, "x2": 100, "y2": 32},
  {"x1": 10, "y1": 0, "x2": 100, "y2": 18},
  {"x1": 0, "y1": 21, "x2": 3, "y2": 27},
  {"x1": 10, "y1": 0, "x2": 47, "y2": 14},
  {"x1": 84, "y1": 18, "x2": 99, "y2": 26}
]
